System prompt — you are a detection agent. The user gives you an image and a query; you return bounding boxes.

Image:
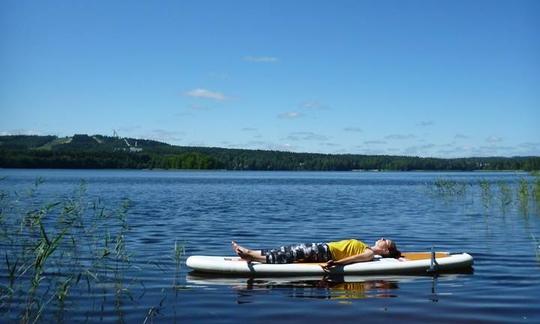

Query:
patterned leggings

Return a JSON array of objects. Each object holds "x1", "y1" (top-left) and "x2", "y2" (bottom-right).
[{"x1": 261, "y1": 242, "x2": 332, "y2": 264}]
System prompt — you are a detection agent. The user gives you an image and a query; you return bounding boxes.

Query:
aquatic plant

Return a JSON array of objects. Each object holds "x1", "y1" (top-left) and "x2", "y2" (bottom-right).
[
  {"x1": 431, "y1": 178, "x2": 468, "y2": 197},
  {"x1": 173, "y1": 241, "x2": 184, "y2": 284},
  {"x1": 532, "y1": 234, "x2": 540, "y2": 263},
  {"x1": 534, "y1": 173, "x2": 540, "y2": 204},
  {"x1": 517, "y1": 177, "x2": 530, "y2": 216},
  {"x1": 479, "y1": 179, "x2": 492, "y2": 209},
  {"x1": 0, "y1": 180, "x2": 139, "y2": 323},
  {"x1": 497, "y1": 182, "x2": 513, "y2": 213}
]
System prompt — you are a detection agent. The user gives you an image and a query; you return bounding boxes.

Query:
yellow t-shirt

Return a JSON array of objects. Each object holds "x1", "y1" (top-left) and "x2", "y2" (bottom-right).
[{"x1": 327, "y1": 239, "x2": 368, "y2": 260}]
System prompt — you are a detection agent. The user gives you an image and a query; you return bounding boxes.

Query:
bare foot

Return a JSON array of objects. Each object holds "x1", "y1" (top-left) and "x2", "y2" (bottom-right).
[{"x1": 231, "y1": 241, "x2": 255, "y2": 261}]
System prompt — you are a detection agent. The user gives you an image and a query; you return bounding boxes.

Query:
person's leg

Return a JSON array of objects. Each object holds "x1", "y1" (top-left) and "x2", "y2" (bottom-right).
[
  {"x1": 231, "y1": 241, "x2": 266, "y2": 262},
  {"x1": 267, "y1": 242, "x2": 331, "y2": 264}
]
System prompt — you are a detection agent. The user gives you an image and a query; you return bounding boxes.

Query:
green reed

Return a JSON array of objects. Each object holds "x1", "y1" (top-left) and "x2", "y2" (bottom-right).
[
  {"x1": 428, "y1": 176, "x2": 540, "y2": 217},
  {"x1": 497, "y1": 182, "x2": 513, "y2": 213},
  {"x1": 431, "y1": 178, "x2": 468, "y2": 197},
  {"x1": 0, "y1": 180, "x2": 139, "y2": 323},
  {"x1": 173, "y1": 241, "x2": 185, "y2": 288},
  {"x1": 517, "y1": 177, "x2": 530, "y2": 215},
  {"x1": 479, "y1": 179, "x2": 492, "y2": 209},
  {"x1": 534, "y1": 173, "x2": 540, "y2": 204}
]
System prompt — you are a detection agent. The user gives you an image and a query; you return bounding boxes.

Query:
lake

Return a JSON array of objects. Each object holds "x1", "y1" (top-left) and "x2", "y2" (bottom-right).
[{"x1": 1, "y1": 169, "x2": 539, "y2": 323}]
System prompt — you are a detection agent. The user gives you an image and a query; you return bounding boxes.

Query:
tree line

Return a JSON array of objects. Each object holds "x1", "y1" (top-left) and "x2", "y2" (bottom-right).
[
  {"x1": 1, "y1": 134, "x2": 539, "y2": 171},
  {"x1": 1, "y1": 148, "x2": 539, "y2": 171}
]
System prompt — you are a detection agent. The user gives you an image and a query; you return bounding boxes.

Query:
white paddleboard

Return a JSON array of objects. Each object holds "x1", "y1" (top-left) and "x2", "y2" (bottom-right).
[{"x1": 186, "y1": 252, "x2": 473, "y2": 276}]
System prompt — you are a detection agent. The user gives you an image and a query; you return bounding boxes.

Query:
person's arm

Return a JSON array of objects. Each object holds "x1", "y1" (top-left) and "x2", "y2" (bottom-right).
[{"x1": 321, "y1": 249, "x2": 375, "y2": 271}]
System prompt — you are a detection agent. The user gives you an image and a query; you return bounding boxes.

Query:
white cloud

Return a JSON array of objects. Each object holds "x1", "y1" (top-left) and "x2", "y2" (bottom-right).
[
  {"x1": 188, "y1": 104, "x2": 211, "y2": 110},
  {"x1": 417, "y1": 121, "x2": 434, "y2": 127},
  {"x1": 385, "y1": 134, "x2": 415, "y2": 140},
  {"x1": 241, "y1": 127, "x2": 258, "y2": 132},
  {"x1": 360, "y1": 148, "x2": 387, "y2": 155},
  {"x1": 188, "y1": 141, "x2": 207, "y2": 147},
  {"x1": 364, "y1": 140, "x2": 387, "y2": 145},
  {"x1": 243, "y1": 56, "x2": 279, "y2": 63},
  {"x1": 278, "y1": 112, "x2": 302, "y2": 119},
  {"x1": 117, "y1": 125, "x2": 142, "y2": 133},
  {"x1": 319, "y1": 142, "x2": 340, "y2": 147},
  {"x1": 343, "y1": 127, "x2": 363, "y2": 133},
  {"x1": 1, "y1": 129, "x2": 42, "y2": 136},
  {"x1": 141, "y1": 129, "x2": 184, "y2": 144},
  {"x1": 403, "y1": 144, "x2": 437, "y2": 155},
  {"x1": 185, "y1": 88, "x2": 227, "y2": 101},
  {"x1": 276, "y1": 143, "x2": 295, "y2": 151},
  {"x1": 518, "y1": 142, "x2": 540, "y2": 149},
  {"x1": 300, "y1": 101, "x2": 329, "y2": 110},
  {"x1": 486, "y1": 136, "x2": 503, "y2": 143},
  {"x1": 454, "y1": 134, "x2": 468, "y2": 139},
  {"x1": 208, "y1": 72, "x2": 229, "y2": 80},
  {"x1": 285, "y1": 132, "x2": 329, "y2": 141}
]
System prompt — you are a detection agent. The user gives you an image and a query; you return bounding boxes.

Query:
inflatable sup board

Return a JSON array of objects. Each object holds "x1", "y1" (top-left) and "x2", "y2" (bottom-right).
[{"x1": 186, "y1": 252, "x2": 473, "y2": 276}]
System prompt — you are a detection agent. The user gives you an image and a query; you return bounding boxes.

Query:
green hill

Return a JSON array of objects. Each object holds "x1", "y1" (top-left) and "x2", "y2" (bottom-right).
[{"x1": 0, "y1": 134, "x2": 539, "y2": 171}]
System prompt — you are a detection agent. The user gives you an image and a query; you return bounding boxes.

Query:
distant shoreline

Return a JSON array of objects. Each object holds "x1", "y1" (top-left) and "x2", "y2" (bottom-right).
[
  {"x1": 0, "y1": 168, "x2": 533, "y2": 173},
  {"x1": 1, "y1": 134, "x2": 539, "y2": 172}
]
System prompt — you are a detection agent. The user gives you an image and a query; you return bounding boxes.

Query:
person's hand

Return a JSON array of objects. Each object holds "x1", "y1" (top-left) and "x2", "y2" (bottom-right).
[{"x1": 321, "y1": 260, "x2": 337, "y2": 272}]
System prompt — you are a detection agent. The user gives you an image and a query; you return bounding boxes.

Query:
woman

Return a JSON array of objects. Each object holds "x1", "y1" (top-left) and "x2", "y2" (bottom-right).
[{"x1": 232, "y1": 238, "x2": 401, "y2": 270}]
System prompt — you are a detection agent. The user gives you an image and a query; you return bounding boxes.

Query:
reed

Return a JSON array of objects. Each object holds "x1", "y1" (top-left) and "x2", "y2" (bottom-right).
[
  {"x1": 431, "y1": 178, "x2": 468, "y2": 197},
  {"x1": 0, "y1": 179, "x2": 139, "y2": 323},
  {"x1": 532, "y1": 234, "x2": 540, "y2": 263},
  {"x1": 517, "y1": 177, "x2": 530, "y2": 215},
  {"x1": 173, "y1": 241, "x2": 185, "y2": 288},
  {"x1": 479, "y1": 179, "x2": 492, "y2": 209},
  {"x1": 534, "y1": 173, "x2": 540, "y2": 204},
  {"x1": 497, "y1": 182, "x2": 513, "y2": 213}
]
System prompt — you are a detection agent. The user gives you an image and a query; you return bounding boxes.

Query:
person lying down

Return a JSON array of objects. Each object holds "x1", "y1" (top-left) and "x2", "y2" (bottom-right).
[{"x1": 232, "y1": 238, "x2": 401, "y2": 271}]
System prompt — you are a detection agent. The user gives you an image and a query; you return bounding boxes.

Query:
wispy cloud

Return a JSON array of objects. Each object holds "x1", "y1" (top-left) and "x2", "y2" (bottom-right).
[
  {"x1": 188, "y1": 104, "x2": 211, "y2": 110},
  {"x1": 417, "y1": 121, "x2": 434, "y2": 127},
  {"x1": 343, "y1": 127, "x2": 363, "y2": 133},
  {"x1": 486, "y1": 136, "x2": 503, "y2": 143},
  {"x1": 285, "y1": 132, "x2": 329, "y2": 141},
  {"x1": 385, "y1": 134, "x2": 415, "y2": 140},
  {"x1": 479, "y1": 145, "x2": 515, "y2": 151},
  {"x1": 278, "y1": 112, "x2": 302, "y2": 119},
  {"x1": 360, "y1": 148, "x2": 387, "y2": 155},
  {"x1": 518, "y1": 142, "x2": 540, "y2": 149},
  {"x1": 364, "y1": 140, "x2": 387, "y2": 145},
  {"x1": 319, "y1": 142, "x2": 340, "y2": 147},
  {"x1": 403, "y1": 144, "x2": 437, "y2": 155},
  {"x1": 454, "y1": 134, "x2": 469, "y2": 139},
  {"x1": 117, "y1": 125, "x2": 142, "y2": 133},
  {"x1": 243, "y1": 56, "x2": 279, "y2": 63},
  {"x1": 300, "y1": 101, "x2": 329, "y2": 110},
  {"x1": 208, "y1": 72, "x2": 229, "y2": 80},
  {"x1": 186, "y1": 141, "x2": 207, "y2": 147},
  {"x1": 241, "y1": 127, "x2": 258, "y2": 132},
  {"x1": 142, "y1": 129, "x2": 185, "y2": 143},
  {"x1": 185, "y1": 88, "x2": 227, "y2": 101},
  {"x1": 1, "y1": 129, "x2": 42, "y2": 136}
]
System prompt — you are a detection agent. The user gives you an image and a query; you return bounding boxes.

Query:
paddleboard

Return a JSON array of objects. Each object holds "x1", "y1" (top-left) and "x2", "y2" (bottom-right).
[{"x1": 186, "y1": 252, "x2": 473, "y2": 276}]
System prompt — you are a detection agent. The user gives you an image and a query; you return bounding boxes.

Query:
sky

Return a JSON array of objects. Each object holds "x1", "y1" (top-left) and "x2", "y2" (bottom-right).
[{"x1": 1, "y1": 0, "x2": 539, "y2": 157}]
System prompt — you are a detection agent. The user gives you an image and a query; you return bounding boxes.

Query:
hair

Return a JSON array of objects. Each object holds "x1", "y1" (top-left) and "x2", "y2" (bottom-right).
[{"x1": 386, "y1": 241, "x2": 401, "y2": 259}]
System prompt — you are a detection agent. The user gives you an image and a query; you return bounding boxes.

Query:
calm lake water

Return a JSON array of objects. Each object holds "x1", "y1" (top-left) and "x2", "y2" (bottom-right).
[{"x1": 1, "y1": 169, "x2": 539, "y2": 323}]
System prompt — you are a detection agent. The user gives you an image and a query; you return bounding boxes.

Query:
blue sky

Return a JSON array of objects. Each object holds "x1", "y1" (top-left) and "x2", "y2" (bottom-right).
[{"x1": 1, "y1": 0, "x2": 539, "y2": 157}]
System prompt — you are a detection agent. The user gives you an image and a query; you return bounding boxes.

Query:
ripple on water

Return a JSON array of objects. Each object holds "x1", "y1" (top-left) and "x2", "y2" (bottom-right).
[{"x1": 0, "y1": 170, "x2": 539, "y2": 323}]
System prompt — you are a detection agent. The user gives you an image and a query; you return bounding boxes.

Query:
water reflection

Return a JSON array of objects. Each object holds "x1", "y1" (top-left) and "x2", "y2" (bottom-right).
[{"x1": 186, "y1": 273, "x2": 471, "y2": 303}]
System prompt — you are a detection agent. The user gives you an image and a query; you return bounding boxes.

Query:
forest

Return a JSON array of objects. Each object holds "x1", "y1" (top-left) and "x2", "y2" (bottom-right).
[{"x1": 1, "y1": 134, "x2": 539, "y2": 171}]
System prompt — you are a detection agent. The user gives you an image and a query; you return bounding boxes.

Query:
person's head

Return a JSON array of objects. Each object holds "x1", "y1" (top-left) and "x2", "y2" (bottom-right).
[{"x1": 374, "y1": 238, "x2": 401, "y2": 259}]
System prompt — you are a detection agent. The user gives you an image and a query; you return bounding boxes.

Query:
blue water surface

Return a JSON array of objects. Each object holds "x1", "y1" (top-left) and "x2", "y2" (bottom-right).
[{"x1": 0, "y1": 169, "x2": 539, "y2": 323}]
